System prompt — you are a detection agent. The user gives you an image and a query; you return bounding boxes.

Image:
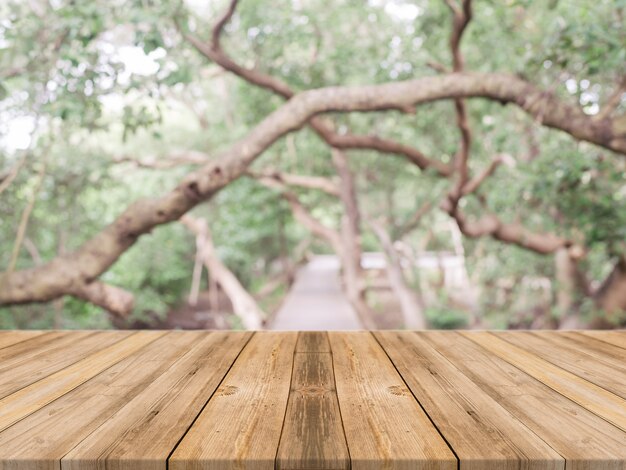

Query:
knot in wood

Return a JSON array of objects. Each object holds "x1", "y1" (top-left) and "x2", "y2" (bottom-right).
[
  {"x1": 296, "y1": 385, "x2": 328, "y2": 396},
  {"x1": 216, "y1": 385, "x2": 239, "y2": 396},
  {"x1": 387, "y1": 385, "x2": 411, "y2": 396}
]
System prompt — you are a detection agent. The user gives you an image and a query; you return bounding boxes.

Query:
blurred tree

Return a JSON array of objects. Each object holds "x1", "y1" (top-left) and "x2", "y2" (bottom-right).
[{"x1": 0, "y1": 0, "x2": 624, "y2": 328}]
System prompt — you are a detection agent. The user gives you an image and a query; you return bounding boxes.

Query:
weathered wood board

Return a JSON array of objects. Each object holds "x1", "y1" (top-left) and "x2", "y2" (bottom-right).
[{"x1": 0, "y1": 330, "x2": 624, "y2": 469}]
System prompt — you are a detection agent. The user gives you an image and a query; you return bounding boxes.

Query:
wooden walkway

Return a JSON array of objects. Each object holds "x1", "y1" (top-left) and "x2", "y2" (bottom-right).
[
  {"x1": 0, "y1": 330, "x2": 625, "y2": 469},
  {"x1": 270, "y1": 255, "x2": 362, "y2": 330}
]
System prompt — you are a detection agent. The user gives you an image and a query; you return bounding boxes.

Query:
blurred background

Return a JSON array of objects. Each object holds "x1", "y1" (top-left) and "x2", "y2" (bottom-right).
[{"x1": 0, "y1": 0, "x2": 624, "y2": 330}]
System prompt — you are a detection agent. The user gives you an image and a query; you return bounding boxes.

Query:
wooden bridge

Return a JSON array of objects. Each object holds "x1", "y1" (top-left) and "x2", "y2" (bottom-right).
[
  {"x1": 270, "y1": 255, "x2": 362, "y2": 330},
  {"x1": 0, "y1": 330, "x2": 625, "y2": 469}
]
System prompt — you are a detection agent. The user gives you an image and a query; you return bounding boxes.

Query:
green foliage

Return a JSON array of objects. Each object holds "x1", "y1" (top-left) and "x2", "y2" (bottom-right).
[
  {"x1": 425, "y1": 304, "x2": 469, "y2": 329},
  {"x1": 0, "y1": 0, "x2": 624, "y2": 328}
]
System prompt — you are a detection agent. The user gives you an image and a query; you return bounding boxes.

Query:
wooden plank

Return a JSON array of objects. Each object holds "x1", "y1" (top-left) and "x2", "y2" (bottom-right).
[
  {"x1": 0, "y1": 330, "x2": 164, "y2": 432},
  {"x1": 0, "y1": 331, "x2": 45, "y2": 350},
  {"x1": 276, "y1": 332, "x2": 349, "y2": 470},
  {"x1": 498, "y1": 331, "x2": 626, "y2": 399},
  {"x1": 375, "y1": 331, "x2": 563, "y2": 470},
  {"x1": 463, "y1": 331, "x2": 626, "y2": 432},
  {"x1": 578, "y1": 330, "x2": 626, "y2": 350},
  {"x1": 328, "y1": 332, "x2": 456, "y2": 470},
  {"x1": 0, "y1": 331, "x2": 195, "y2": 470},
  {"x1": 62, "y1": 331, "x2": 252, "y2": 470},
  {"x1": 0, "y1": 330, "x2": 133, "y2": 399},
  {"x1": 558, "y1": 331, "x2": 626, "y2": 363},
  {"x1": 0, "y1": 331, "x2": 72, "y2": 362},
  {"x1": 169, "y1": 332, "x2": 298, "y2": 470},
  {"x1": 424, "y1": 332, "x2": 626, "y2": 469},
  {"x1": 295, "y1": 331, "x2": 331, "y2": 353}
]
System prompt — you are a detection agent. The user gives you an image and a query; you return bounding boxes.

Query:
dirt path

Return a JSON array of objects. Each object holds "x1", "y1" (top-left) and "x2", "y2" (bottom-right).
[{"x1": 269, "y1": 255, "x2": 363, "y2": 330}]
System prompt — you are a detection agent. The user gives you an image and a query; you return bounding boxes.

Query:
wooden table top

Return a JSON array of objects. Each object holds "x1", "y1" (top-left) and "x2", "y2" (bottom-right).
[{"x1": 0, "y1": 330, "x2": 624, "y2": 469}]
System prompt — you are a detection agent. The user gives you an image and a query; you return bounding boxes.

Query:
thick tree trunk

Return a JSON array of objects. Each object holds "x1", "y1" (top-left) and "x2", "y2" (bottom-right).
[
  {"x1": 593, "y1": 256, "x2": 626, "y2": 322},
  {"x1": 181, "y1": 216, "x2": 264, "y2": 330},
  {"x1": 370, "y1": 220, "x2": 427, "y2": 329},
  {"x1": 555, "y1": 248, "x2": 588, "y2": 329},
  {"x1": 332, "y1": 149, "x2": 377, "y2": 330}
]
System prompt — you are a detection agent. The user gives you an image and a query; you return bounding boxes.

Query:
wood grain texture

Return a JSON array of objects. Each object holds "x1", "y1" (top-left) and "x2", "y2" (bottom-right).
[
  {"x1": 0, "y1": 331, "x2": 189, "y2": 470},
  {"x1": 169, "y1": 332, "x2": 298, "y2": 470},
  {"x1": 428, "y1": 332, "x2": 626, "y2": 469},
  {"x1": 329, "y1": 331, "x2": 457, "y2": 470},
  {"x1": 564, "y1": 331, "x2": 626, "y2": 362},
  {"x1": 499, "y1": 331, "x2": 626, "y2": 399},
  {"x1": 0, "y1": 330, "x2": 163, "y2": 433},
  {"x1": 62, "y1": 331, "x2": 252, "y2": 470},
  {"x1": 0, "y1": 330, "x2": 132, "y2": 399},
  {"x1": 374, "y1": 331, "x2": 563, "y2": 470},
  {"x1": 0, "y1": 330, "x2": 624, "y2": 470},
  {"x1": 0, "y1": 331, "x2": 72, "y2": 363},
  {"x1": 296, "y1": 331, "x2": 331, "y2": 353},
  {"x1": 276, "y1": 332, "x2": 349, "y2": 470},
  {"x1": 0, "y1": 331, "x2": 45, "y2": 350},
  {"x1": 463, "y1": 331, "x2": 626, "y2": 432},
  {"x1": 578, "y1": 330, "x2": 626, "y2": 350}
]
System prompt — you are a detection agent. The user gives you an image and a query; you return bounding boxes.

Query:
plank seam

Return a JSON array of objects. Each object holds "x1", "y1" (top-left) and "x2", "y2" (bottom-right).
[
  {"x1": 576, "y1": 331, "x2": 626, "y2": 351},
  {"x1": 273, "y1": 332, "x2": 300, "y2": 470},
  {"x1": 370, "y1": 331, "x2": 460, "y2": 470},
  {"x1": 0, "y1": 331, "x2": 45, "y2": 351},
  {"x1": 57, "y1": 331, "x2": 230, "y2": 466},
  {"x1": 0, "y1": 331, "x2": 108, "y2": 400},
  {"x1": 465, "y1": 331, "x2": 626, "y2": 435},
  {"x1": 164, "y1": 331, "x2": 256, "y2": 470},
  {"x1": 0, "y1": 331, "x2": 62, "y2": 360},
  {"x1": 421, "y1": 332, "x2": 567, "y2": 465},
  {"x1": 327, "y1": 331, "x2": 352, "y2": 470},
  {"x1": 493, "y1": 331, "x2": 626, "y2": 403},
  {"x1": 551, "y1": 332, "x2": 626, "y2": 362},
  {"x1": 527, "y1": 332, "x2": 626, "y2": 387},
  {"x1": 0, "y1": 330, "x2": 159, "y2": 433}
]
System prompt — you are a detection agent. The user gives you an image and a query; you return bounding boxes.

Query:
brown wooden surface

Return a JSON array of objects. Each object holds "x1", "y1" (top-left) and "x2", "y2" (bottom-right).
[
  {"x1": 169, "y1": 332, "x2": 298, "y2": 470},
  {"x1": 426, "y1": 331, "x2": 626, "y2": 470},
  {"x1": 374, "y1": 331, "x2": 562, "y2": 470},
  {"x1": 276, "y1": 332, "x2": 349, "y2": 470},
  {"x1": 464, "y1": 331, "x2": 626, "y2": 432},
  {"x1": 329, "y1": 331, "x2": 456, "y2": 470},
  {"x1": 0, "y1": 330, "x2": 624, "y2": 469},
  {"x1": 498, "y1": 331, "x2": 626, "y2": 399}
]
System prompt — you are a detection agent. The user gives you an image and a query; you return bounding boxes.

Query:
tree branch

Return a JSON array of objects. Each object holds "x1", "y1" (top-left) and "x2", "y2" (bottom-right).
[
  {"x1": 396, "y1": 200, "x2": 434, "y2": 239},
  {"x1": 442, "y1": 151, "x2": 577, "y2": 256},
  {"x1": 451, "y1": 209, "x2": 576, "y2": 254},
  {"x1": 0, "y1": 153, "x2": 28, "y2": 196},
  {"x1": 71, "y1": 281, "x2": 135, "y2": 317},
  {"x1": 596, "y1": 76, "x2": 626, "y2": 121},
  {"x1": 247, "y1": 169, "x2": 340, "y2": 196},
  {"x1": 210, "y1": 0, "x2": 240, "y2": 51},
  {"x1": 185, "y1": 11, "x2": 626, "y2": 155},
  {"x1": 2, "y1": 71, "x2": 624, "y2": 308},
  {"x1": 369, "y1": 217, "x2": 427, "y2": 329},
  {"x1": 438, "y1": 3, "x2": 581, "y2": 258},
  {"x1": 255, "y1": 176, "x2": 343, "y2": 251},
  {"x1": 181, "y1": 214, "x2": 264, "y2": 329},
  {"x1": 461, "y1": 154, "x2": 512, "y2": 195},
  {"x1": 6, "y1": 159, "x2": 47, "y2": 273},
  {"x1": 445, "y1": 0, "x2": 472, "y2": 72},
  {"x1": 445, "y1": 0, "x2": 473, "y2": 204},
  {"x1": 182, "y1": 8, "x2": 453, "y2": 175}
]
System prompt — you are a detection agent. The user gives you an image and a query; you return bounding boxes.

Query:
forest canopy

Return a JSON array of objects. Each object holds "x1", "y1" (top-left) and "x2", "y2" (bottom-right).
[{"x1": 0, "y1": 0, "x2": 624, "y2": 330}]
